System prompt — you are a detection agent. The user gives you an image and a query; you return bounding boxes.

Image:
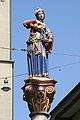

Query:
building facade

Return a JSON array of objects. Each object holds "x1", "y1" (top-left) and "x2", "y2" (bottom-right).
[
  {"x1": 50, "y1": 82, "x2": 80, "y2": 120},
  {"x1": 0, "y1": 0, "x2": 14, "y2": 120}
]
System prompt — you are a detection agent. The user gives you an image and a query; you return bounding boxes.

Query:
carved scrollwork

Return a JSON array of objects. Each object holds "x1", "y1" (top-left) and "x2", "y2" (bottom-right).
[{"x1": 22, "y1": 78, "x2": 57, "y2": 113}]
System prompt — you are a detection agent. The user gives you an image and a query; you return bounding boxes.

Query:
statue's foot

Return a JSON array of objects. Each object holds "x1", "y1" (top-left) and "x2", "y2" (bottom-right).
[{"x1": 42, "y1": 73, "x2": 49, "y2": 77}]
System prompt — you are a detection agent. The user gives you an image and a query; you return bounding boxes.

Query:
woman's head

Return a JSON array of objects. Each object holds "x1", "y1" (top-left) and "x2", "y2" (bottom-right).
[{"x1": 35, "y1": 8, "x2": 45, "y2": 21}]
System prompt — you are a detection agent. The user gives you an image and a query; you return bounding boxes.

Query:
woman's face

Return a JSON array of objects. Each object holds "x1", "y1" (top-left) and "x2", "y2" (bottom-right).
[{"x1": 37, "y1": 11, "x2": 45, "y2": 21}]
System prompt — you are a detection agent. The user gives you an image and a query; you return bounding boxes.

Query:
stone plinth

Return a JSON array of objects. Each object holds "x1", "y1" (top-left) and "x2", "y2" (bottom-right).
[{"x1": 22, "y1": 77, "x2": 57, "y2": 119}]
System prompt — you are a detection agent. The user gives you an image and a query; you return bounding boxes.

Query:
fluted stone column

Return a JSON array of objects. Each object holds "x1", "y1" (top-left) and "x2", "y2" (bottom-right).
[{"x1": 22, "y1": 77, "x2": 57, "y2": 120}]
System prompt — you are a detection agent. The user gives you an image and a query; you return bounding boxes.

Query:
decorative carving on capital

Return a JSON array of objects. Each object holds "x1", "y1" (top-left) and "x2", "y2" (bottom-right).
[{"x1": 22, "y1": 77, "x2": 57, "y2": 113}]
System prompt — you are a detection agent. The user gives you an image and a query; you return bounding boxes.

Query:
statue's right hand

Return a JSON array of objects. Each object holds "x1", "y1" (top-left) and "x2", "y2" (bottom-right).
[{"x1": 30, "y1": 23, "x2": 34, "y2": 27}]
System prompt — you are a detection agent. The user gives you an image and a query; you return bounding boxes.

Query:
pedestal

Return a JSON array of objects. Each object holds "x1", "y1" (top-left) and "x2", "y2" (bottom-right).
[{"x1": 22, "y1": 77, "x2": 57, "y2": 120}]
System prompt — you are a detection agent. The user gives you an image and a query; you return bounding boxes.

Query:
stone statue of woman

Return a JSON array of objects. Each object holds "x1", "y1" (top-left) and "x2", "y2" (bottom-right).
[{"x1": 23, "y1": 8, "x2": 54, "y2": 78}]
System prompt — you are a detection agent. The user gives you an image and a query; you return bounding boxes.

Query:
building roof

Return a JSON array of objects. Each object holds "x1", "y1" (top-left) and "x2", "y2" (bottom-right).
[{"x1": 50, "y1": 82, "x2": 80, "y2": 120}]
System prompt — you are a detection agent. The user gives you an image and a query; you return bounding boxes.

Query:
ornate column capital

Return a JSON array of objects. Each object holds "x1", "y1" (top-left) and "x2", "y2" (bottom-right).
[{"x1": 22, "y1": 77, "x2": 57, "y2": 113}]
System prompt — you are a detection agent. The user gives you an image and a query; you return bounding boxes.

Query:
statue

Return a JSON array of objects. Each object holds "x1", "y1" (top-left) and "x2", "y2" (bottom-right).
[
  {"x1": 23, "y1": 8, "x2": 54, "y2": 78},
  {"x1": 22, "y1": 9, "x2": 57, "y2": 119}
]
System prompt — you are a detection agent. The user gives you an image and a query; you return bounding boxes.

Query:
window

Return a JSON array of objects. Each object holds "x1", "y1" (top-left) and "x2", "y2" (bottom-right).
[{"x1": 0, "y1": 0, "x2": 4, "y2": 2}]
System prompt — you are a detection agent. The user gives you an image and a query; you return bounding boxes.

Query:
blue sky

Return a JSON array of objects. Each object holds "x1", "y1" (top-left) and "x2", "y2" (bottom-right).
[{"x1": 12, "y1": 0, "x2": 80, "y2": 120}]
